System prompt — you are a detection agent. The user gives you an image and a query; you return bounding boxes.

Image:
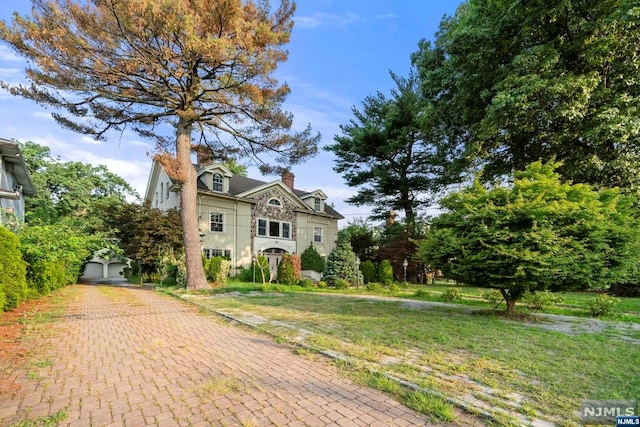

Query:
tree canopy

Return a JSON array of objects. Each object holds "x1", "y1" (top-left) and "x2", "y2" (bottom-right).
[
  {"x1": 412, "y1": 0, "x2": 640, "y2": 190},
  {"x1": 1, "y1": 0, "x2": 319, "y2": 289},
  {"x1": 418, "y1": 161, "x2": 640, "y2": 314},
  {"x1": 20, "y1": 141, "x2": 136, "y2": 224}
]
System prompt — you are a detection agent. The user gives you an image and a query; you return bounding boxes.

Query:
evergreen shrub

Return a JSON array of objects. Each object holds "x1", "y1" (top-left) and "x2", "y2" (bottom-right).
[{"x1": 0, "y1": 226, "x2": 28, "y2": 311}]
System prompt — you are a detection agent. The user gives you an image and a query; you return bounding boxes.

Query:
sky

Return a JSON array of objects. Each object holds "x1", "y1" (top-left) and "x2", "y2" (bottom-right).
[{"x1": 0, "y1": 0, "x2": 463, "y2": 227}]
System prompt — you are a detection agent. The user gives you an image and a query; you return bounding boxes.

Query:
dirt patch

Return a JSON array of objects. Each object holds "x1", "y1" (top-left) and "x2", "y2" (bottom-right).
[{"x1": 0, "y1": 289, "x2": 73, "y2": 397}]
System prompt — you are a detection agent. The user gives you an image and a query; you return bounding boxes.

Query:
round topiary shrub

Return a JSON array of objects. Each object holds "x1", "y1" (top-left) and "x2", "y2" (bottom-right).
[
  {"x1": 297, "y1": 278, "x2": 314, "y2": 288},
  {"x1": 335, "y1": 278, "x2": 351, "y2": 289}
]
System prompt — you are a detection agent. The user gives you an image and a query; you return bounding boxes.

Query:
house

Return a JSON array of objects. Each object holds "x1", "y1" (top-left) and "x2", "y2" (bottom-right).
[
  {"x1": 0, "y1": 138, "x2": 35, "y2": 225},
  {"x1": 144, "y1": 156, "x2": 343, "y2": 277}
]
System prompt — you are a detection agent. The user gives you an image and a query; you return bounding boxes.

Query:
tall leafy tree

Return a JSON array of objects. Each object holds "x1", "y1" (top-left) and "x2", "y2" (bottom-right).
[
  {"x1": 327, "y1": 70, "x2": 442, "y2": 224},
  {"x1": 1, "y1": 0, "x2": 319, "y2": 290},
  {"x1": 413, "y1": 0, "x2": 640, "y2": 190},
  {"x1": 20, "y1": 141, "x2": 136, "y2": 224},
  {"x1": 419, "y1": 161, "x2": 640, "y2": 314}
]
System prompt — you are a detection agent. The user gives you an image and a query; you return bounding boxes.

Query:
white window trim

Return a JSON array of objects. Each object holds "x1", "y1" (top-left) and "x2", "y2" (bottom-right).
[
  {"x1": 210, "y1": 212, "x2": 224, "y2": 233},
  {"x1": 313, "y1": 226, "x2": 323, "y2": 243},
  {"x1": 267, "y1": 198, "x2": 282, "y2": 208},
  {"x1": 212, "y1": 173, "x2": 223, "y2": 192},
  {"x1": 256, "y1": 218, "x2": 292, "y2": 239}
]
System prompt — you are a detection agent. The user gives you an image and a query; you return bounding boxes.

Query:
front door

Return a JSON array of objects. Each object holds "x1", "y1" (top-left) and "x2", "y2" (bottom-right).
[{"x1": 263, "y1": 248, "x2": 287, "y2": 282}]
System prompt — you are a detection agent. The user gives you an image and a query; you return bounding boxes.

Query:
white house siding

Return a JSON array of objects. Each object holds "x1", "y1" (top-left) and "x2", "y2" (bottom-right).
[
  {"x1": 198, "y1": 195, "x2": 252, "y2": 273},
  {"x1": 0, "y1": 156, "x2": 25, "y2": 222},
  {"x1": 296, "y1": 213, "x2": 339, "y2": 259}
]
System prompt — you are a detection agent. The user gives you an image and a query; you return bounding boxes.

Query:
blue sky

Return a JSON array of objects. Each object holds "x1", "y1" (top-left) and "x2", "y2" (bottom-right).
[{"x1": 0, "y1": 0, "x2": 463, "y2": 226}]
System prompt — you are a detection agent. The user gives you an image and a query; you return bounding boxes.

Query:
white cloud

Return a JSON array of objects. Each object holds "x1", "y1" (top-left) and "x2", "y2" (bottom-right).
[
  {"x1": 80, "y1": 136, "x2": 101, "y2": 145},
  {"x1": 0, "y1": 46, "x2": 22, "y2": 63},
  {"x1": 32, "y1": 111, "x2": 54, "y2": 120},
  {"x1": 295, "y1": 12, "x2": 362, "y2": 28}
]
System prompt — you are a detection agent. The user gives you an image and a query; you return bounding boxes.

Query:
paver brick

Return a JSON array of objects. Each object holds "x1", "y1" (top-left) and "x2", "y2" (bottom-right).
[{"x1": 0, "y1": 284, "x2": 432, "y2": 426}]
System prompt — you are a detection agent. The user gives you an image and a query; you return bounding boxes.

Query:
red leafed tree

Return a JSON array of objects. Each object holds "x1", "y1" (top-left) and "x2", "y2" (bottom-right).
[{"x1": 0, "y1": 0, "x2": 319, "y2": 289}]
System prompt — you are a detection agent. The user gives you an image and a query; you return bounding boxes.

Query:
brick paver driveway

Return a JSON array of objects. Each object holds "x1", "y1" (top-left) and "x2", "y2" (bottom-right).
[{"x1": 1, "y1": 284, "x2": 431, "y2": 426}]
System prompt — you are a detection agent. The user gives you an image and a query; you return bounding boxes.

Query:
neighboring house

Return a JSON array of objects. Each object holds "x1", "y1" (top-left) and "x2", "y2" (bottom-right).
[
  {"x1": 0, "y1": 138, "x2": 35, "y2": 225},
  {"x1": 144, "y1": 156, "x2": 343, "y2": 277}
]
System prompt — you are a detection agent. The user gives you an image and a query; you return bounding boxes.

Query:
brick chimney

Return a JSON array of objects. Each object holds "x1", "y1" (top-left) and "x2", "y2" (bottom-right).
[{"x1": 282, "y1": 171, "x2": 295, "y2": 190}]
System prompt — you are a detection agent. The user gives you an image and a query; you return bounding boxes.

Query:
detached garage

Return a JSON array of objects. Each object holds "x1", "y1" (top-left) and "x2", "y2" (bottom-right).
[{"x1": 81, "y1": 249, "x2": 129, "y2": 280}]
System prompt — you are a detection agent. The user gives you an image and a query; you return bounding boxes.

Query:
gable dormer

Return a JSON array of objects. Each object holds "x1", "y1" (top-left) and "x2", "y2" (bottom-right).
[
  {"x1": 301, "y1": 190, "x2": 327, "y2": 213},
  {"x1": 198, "y1": 164, "x2": 233, "y2": 193}
]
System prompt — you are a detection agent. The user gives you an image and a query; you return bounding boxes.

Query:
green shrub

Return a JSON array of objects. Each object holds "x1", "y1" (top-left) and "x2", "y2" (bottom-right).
[
  {"x1": 441, "y1": 288, "x2": 462, "y2": 302},
  {"x1": 523, "y1": 290, "x2": 563, "y2": 310},
  {"x1": 300, "y1": 244, "x2": 325, "y2": 273},
  {"x1": 205, "y1": 256, "x2": 231, "y2": 286},
  {"x1": 317, "y1": 280, "x2": 327, "y2": 289},
  {"x1": 335, "y1": 278, "x2": 351, "y2": 289},
  {"x1": 378, "y1": 259, "x2": 393, "y2": 285},
  {"x1": 414, "y1": 289, "x2": 430, "y2": 298},
  {"x1": 482, "y1": 289, "x2": 503, "y2": 305},
  {"x1": 277, "y1": 253, "x2": 301, "y2": 285},
  {"x1": 0, "y1": 226, "x2": 28, "y2": 311},
  {"x1": 366, "y1": 282, "x2": 382, "y2": 292},
  {"x1": 323, "y1": 238, "x2": 362, "y2": 286},
  {"x1": 587, "y1": 294, "x2": 619, "y2": 317},
  {"x1": 160, "y1": 276, "x2": 177, "y2": 287},
  {"x1": 360, "y1": 260, "x2": 377, "y2": 284},
  {"x1": 388, "y1": 283, "x2": 400, "y2": 296},
  {"x1": 297, "y1": 278, "x2": 314, "y2": 288}
]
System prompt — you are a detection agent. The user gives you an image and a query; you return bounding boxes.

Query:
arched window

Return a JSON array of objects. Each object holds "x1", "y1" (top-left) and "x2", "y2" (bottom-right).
[
  {"x1": 268, "y1": 198, "x2": 282, "y2": 207},
  {"x1": 212, "y1": 173, "x2": 223, "y2": 192}
]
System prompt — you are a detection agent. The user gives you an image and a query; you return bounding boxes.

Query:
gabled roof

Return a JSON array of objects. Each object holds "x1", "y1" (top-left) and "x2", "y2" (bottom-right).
[
  {"x1": 196, "y1": 165, "x2": 344, "y2": 220},
  {"x1": 0, "y1": 138, "x2": 35, "y2": 196}
]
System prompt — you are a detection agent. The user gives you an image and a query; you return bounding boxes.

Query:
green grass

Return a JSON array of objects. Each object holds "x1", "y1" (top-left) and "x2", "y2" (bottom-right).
[
  {"x1": 11, "y1": 409, "x2": 68, "y2": 427},
  {"x1": 181, "y1": 287, "x2": 640, "y2": 425}
]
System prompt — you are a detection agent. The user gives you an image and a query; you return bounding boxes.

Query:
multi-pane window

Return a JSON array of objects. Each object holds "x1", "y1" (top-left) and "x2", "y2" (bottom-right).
[
  {"x1": 212, "y1": 173, "x2": 223, "y2": 192},
  {"x1": 314, "y1": 197, "x2": 321, "y2": 212},
  {"x1": 210, "y1": 212, "x2": 224, "y2": 233},
  {"x1": 268, "y1": 198, "x2": 282, "y2": 207},
  {"x1": 313, "y1": 226, "x2": 323, "y2": 243},
  {"x1": 257, "y1": 219, "x2": 292, "y2": 239},
  {"x1": 203, "y1": 248, "x2": 231, "y2": 259},
  {"x1": 166, "y1": 182, "x2": 170, "y2": 199},
  {"x1": 160, "y1": 183, "x2": 164, "y2": 202}
]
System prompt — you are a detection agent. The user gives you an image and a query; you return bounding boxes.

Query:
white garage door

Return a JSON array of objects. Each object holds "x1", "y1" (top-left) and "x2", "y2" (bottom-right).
[
  {"x1": 107, "y1": 263, "x2": 126, "y2": 279},
  {"x1": 83, "y1": 262, "x2": 103, "y2": 279}
]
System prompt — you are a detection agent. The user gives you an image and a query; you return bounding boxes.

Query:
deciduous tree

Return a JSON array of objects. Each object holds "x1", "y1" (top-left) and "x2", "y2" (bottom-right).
[
  {"x1": 418, "y1": 161, "x2": 640, "y2": 315},
  {"x1": 1, "y1": 0, "x2": 319, "y2": 289},
  {"x1": 413, "y1": 0, "x2": 640, "y2": 190}
]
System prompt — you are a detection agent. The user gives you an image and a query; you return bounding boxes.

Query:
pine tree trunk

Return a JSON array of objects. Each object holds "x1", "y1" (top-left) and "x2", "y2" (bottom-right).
[{"x1": 176, "y1": 119, "x2": 208, "y2": 290}]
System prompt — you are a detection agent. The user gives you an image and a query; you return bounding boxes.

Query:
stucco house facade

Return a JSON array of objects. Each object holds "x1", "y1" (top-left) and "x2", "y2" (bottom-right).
[
  {"x1": 0, "y1": 138, "x2": 35, "y2": 225},
  {"x1": 144, "y1": 159, "x2": 343, "y2": 276}
]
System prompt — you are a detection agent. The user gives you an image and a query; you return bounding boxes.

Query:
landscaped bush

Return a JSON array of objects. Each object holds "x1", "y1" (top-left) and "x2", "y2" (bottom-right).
[
  {"x1": 587, "y1": 294, "x2": 619, "y2": 317},
  {"x1": 378, "y1": 260, "x2": 393, "y2": 285},
  {"x1": 523, "y1": 290, "x2": 563, "y2": 310},
  {"x1": 300, "y1": 244, "x2": 325, "y2": 273},
  {"x1": 27, "y1": 259, "x2": 65, "y2": 295},
  {"x1": 205, "y1": 256, "x2": 231, "y2": 286},
  {"x1": 482, "y1": 289, "x2": 503, "y2": 305},
  {"x1": 317, "y1": 280, "x2": 327, "y2": 289},
  {"x1": 360, "y1": 260, "x2": 377, "y2": 284},
  {"x1": 387, "y1": 283, "x2": 400, "y2": 296},
  {"x1": 323, "y1": 238, "x2": 362, "y2": 286},
  {"x1": 297, "y1": 278, "x2": 314, "y2": 288},
  {"x1": 441, "y1": 288, "x2": 462, "y2": 302},
  {"x1": 414, "y1": 289, "x2": 430, "y2": 298},
  {"x1": 335, "y1": 278, "x2": 351, "y2": 289},
  {"x1": 366, "y1": 282, "x2": 382, "y2": 292},
  {"x1": 277, "y1": 253, "x2": 301, "y2": 285},
  {"x1": 0, "y1": 226, "x2": 28, "y2": 311}
]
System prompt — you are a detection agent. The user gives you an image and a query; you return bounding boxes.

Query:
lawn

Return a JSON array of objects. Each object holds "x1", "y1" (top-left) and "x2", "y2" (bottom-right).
[{"x1": 171, "y1": 282, "x2": 640, "y2": 426}]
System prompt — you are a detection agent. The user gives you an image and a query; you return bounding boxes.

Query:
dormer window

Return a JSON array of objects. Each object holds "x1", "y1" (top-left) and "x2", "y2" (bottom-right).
[
  {"x1": 314, "y1": 197, "x2": 322, "y2": 212},
  {"x1": 212, "y1": 173, "x2": 223, "y2": 192},
  {"x1": 268, "y1": 198, "x2": 282, "y2": 207}
]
